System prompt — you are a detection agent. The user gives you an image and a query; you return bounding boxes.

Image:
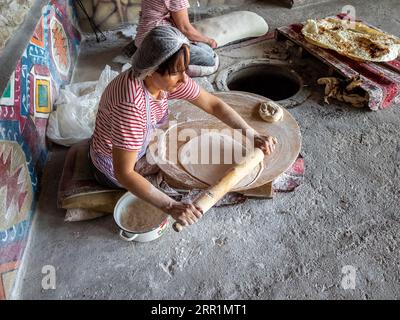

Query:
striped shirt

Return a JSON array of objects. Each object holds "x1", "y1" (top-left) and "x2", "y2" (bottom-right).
[
  {"x1": 90, "y1": 69, "x2": 200, "y2": 161},
  {"x1": 135, "y1": 0, "x2": 190, "y2": 47}
]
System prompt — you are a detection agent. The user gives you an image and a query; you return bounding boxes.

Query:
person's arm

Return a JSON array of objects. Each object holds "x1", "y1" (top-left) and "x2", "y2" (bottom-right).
[
  {"x1": 190, "y1": 88, "x2": 277, "y2": 154},
  {"x1": 171, "y1": 9, "x2": 217, "y2": 48},
  {"x1": 112, "y1": 147, "x2": 202, "y2": 226}
]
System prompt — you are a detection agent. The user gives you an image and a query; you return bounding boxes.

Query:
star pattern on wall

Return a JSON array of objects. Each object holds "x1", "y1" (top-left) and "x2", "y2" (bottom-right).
[
  {"x1": 51, "y1": 22, "x2": 68, "y2": 68},
  {"x1": 0, "y1": 150, "x2": 28, "y2": 213},
  {"x1": 0, "y1": 261, "x2": 19, "y2": 300},
  {"x1": 0, "y1": 142, "x2": 33, "y2": 232}
]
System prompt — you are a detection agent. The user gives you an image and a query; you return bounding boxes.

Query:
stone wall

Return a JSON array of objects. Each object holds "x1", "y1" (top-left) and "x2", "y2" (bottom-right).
[
  {"x1": 75, "y1": 0, "x2": 142, "y2": 32},
  {"x1": 0, "y1": 0, "x2": 81, "y2": 300},
  {"x1": 0, "y1": 0, "x2": 35, "y2": 51},
  {"x1": 74, "y1": 0, "x2": 257, "y2": 32}
]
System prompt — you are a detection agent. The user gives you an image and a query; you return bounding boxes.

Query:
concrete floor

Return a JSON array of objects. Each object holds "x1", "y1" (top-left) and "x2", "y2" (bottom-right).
[{"x1": 14, "y1": 0, "x2": 400, "y2": 299}]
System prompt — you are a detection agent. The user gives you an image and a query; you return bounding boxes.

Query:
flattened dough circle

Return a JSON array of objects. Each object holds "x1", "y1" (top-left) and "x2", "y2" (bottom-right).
[{"x1": 178, "y1": 132, "x2": 263, "y2": 190}]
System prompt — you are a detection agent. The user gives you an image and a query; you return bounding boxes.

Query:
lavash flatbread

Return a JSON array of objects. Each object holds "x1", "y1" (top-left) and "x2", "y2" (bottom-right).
[
  {"x1": 301, "y1": 18, "x2": 400, "y2": 62},
  {"x1": 178, "y1": 132, "x2": 263, "y2": 191}
]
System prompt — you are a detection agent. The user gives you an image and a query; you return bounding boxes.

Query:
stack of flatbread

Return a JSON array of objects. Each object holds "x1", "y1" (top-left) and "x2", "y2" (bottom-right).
[{"x1": 301, "y1": 18, "x2": 400, "y2": 62}]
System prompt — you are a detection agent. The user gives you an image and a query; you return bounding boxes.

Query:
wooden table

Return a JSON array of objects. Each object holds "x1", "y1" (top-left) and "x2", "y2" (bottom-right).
[{"x1": 148, "y1": 91, "x2": 302, "y2": 198}]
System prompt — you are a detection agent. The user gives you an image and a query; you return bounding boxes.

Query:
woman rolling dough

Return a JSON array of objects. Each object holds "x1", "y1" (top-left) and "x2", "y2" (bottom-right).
[{"x1": 89, "y1": 26, "x2": 277, "y2": 228}]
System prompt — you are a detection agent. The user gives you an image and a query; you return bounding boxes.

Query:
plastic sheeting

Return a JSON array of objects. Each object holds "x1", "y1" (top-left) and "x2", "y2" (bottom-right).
[{"x1": 46, "y1": 65, "x2": 119, "y2": 146}]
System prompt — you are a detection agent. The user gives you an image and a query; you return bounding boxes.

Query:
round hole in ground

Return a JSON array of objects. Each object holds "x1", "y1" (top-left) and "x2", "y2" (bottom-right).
[{"x1": 227, "y1": 65, "x2": 302, "y2": 101}]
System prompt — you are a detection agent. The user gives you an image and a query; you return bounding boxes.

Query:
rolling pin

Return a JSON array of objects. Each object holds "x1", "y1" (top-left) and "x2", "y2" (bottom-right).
[{"x1": 172, "y1": 148, "x2": 265, "y2": 232}]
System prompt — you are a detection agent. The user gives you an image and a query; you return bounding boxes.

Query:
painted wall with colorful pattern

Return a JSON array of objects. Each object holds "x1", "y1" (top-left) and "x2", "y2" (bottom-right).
[{"x1": 0, "y1": 0, "x2": 81, "y2": 299}]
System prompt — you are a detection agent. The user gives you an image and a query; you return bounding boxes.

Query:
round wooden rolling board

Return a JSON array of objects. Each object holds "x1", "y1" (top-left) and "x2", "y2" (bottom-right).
[{"x1": 148, "y1": 91, "x2": 302, "y2": 191}]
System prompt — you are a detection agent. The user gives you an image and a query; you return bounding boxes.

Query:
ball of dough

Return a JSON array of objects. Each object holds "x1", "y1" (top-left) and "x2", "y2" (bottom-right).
[{"x1": 258, "y1": 101, "x2": 284, "y2": 123}]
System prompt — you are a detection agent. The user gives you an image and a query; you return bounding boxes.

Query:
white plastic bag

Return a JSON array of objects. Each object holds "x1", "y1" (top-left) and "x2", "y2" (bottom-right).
[{"x1": 47, "y1": 65, "x2": 119, "y2": 146}]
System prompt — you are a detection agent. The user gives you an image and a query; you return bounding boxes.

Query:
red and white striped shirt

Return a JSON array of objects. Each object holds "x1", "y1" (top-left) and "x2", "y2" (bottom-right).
[
  {"x1": 91, "y1": 69, "x2": 200, "y2": 158},
  {"x1": 135, "y1": 0, "x2": 190, "y2": 47}
]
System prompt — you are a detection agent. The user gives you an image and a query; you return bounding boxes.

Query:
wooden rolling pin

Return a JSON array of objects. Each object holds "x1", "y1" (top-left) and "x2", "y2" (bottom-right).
[{"x1": 172, "y1": 148, "x2": 265, "y2": 232}]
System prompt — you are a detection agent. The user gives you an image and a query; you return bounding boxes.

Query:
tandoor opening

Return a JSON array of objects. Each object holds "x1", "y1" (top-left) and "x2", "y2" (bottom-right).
[{"x1": 227, "y1": 65, "x2": 302, "y2": 101}]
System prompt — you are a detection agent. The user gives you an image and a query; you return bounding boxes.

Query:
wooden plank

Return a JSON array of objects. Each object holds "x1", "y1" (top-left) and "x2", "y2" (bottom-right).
[{"x1": 240, "y1": 181, "x2": 275, "y2": 198}]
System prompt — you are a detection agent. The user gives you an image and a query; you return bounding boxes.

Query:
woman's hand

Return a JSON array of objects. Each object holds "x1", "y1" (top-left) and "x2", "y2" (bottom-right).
[
  {"x1": 163, "y1": 201, "x2": 203, "y2": 226},
  {"x1": 254, "y1": 134, "x2": 278, "y2": 156},
  {"x1": 207, "y1": 38, "x2": 218, "y2": 48}
]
